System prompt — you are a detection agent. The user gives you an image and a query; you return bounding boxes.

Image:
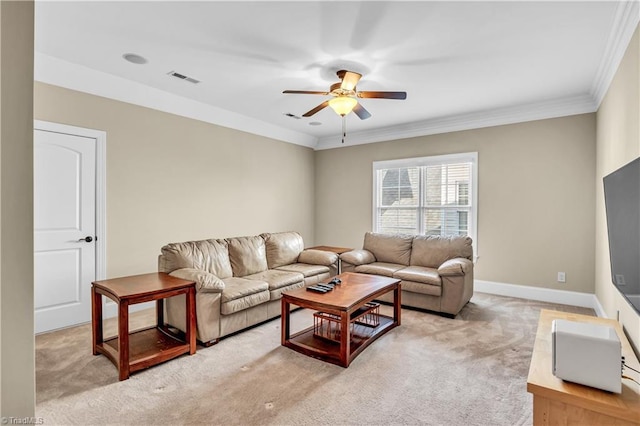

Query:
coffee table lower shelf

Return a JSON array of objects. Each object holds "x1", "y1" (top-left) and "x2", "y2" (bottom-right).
[
  {"x1": 96, "y1": 327, "x2": 192, "y2": 375},
  {"x1": 284, "y1": 315, "x2": 395, "y2": 366}
]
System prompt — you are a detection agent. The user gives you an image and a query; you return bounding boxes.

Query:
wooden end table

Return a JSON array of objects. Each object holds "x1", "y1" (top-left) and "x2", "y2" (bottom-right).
[
  {"x1": 306, "y1": 245, "x2": 352, "y2": 274},
  {"x1": 92, "y1": 272, "x2": 196, "y2": 380}
]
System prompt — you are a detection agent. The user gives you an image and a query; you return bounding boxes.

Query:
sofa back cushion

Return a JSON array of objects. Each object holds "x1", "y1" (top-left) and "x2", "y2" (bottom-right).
[
  {"x1": 410, "y1": 235, "x2": 473, "y2": 268},
  {"x1": 260, "y1": 231, "x2": 303, "y2": 269},
  {"x1": 363, "y1": 232, "x2": 413, "y2": 265},
  {"x1": 160, "y1": 239, "x2": 233, "y2": 278},
  {"x1": 227, "y1": 236, "x2": 269, "y2": 277}
]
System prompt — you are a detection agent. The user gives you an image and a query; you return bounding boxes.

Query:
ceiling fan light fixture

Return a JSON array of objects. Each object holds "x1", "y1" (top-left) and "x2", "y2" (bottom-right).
[{"x1": 328, "y1": 96, "x2": 357, "y2": 116}]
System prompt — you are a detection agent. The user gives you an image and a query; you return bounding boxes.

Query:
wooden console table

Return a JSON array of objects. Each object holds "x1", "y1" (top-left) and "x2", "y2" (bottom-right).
[
  {"x1": 92, "y1": 272, "x2": 196, "y2": 380},
  {"x1": 527, "y1": 309, "x2": 640, "y2": 425}
]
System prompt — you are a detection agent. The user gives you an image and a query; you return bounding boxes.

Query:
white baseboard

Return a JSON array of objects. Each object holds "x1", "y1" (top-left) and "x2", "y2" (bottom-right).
[
  {"x1": 103, "y1": 301, "x2": 154, "y2": 319},
  {"x1": 103, "y1": 282, "x2": 607, "y2": 319},
  {"x1": 35, "y1": 301, "x2": 155, "y2": 335},
  {"x1": 475, "y1": 280, "x2": 605, "y2": 317},
  {"x1": 592, "y1": 296, "x2": 608, "y2": 319}
]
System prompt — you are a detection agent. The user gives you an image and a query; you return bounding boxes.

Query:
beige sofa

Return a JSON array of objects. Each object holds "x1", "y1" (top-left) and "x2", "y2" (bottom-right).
[
  {"x1": 158, "y1": 231, "x2": 337, "y2": 345},
  {"x1": 340, "y1": 232, "x2": 474, "y2": 317}
]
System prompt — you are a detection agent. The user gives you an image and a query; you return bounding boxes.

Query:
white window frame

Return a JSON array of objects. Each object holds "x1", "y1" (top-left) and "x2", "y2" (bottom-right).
[{"x1": 372, "y1": 152, "x2": 479, "y2": 260}]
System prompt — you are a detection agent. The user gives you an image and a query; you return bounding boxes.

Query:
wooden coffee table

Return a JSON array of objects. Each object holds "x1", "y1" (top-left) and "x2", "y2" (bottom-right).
[
  {"x1": 281, "y1": 272, "x2": 400, "y2": 367},
  {"x1": 91, "y1": 272, "x2": 196, "y2": 380}
]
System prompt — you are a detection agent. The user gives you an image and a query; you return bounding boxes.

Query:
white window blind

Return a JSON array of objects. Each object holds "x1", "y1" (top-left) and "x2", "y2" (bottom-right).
[{"x1": 373, "y1": 152, "x2": 478, "y2": 255}]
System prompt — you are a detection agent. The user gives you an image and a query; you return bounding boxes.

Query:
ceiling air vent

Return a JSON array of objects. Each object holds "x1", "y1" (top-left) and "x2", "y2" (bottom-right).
[{"x1": 167, "y1": 70, "x2": 200, "y2": 84}]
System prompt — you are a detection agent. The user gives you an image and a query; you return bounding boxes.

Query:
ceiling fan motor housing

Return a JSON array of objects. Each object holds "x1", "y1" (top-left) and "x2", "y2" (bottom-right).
[
  {"x1": 330, "y1": 82, "x2": 355, "y2": 97},
  {"x1": 282, "y1": 69, "x2": 406, "y2": 120}
]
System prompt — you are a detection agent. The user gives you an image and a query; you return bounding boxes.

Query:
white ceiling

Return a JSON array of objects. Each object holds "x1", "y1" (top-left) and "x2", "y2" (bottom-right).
[{"x1": 34, "y1": 1, "x2": 639, "y2": 150}]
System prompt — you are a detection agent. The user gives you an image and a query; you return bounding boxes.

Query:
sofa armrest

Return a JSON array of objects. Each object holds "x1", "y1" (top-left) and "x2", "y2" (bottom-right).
[
  {"x1": 340, "y1": 249, "x2": 376, "y2": 266},
  {"x1": 438, "y1": 258, "x2": 473, "y2": 277},
  {"x1": 169, "y1": 268, "x2": 225, "y2": 293},
  {"x1": 298, "y1": 249, "x2": 338, "y2": 266}
]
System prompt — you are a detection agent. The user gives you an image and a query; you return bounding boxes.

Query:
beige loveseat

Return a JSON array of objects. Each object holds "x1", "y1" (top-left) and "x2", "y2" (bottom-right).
[
  {"x1": 158, "y1": 231, "x2": 337, "y2": 345},
  {"x1": 340, "y1": 232, "x2": 474, "y2": 317}
]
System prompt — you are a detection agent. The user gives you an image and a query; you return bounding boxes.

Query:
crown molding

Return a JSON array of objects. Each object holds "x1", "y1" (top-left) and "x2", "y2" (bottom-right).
[
  {"x1": 34, "y1": 53, "x2": 318, "y2": 149},
  {"x1": 37, "y1": 0, "x2": 637, "y2": 155},
  {"x1": 316, "y1": 1, "x2": 640, "y2": 151},
  {"x1": 314, "y1": 94, "x2": 598, "y2": 150},
  {"x1": 590, "y1": 0, "x2": 640, "y2": 107}
]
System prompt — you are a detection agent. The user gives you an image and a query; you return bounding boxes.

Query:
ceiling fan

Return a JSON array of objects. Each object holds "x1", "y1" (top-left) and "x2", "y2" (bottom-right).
[{"x1": 283, "y1": 70, "x2": 407, "y2": 120}]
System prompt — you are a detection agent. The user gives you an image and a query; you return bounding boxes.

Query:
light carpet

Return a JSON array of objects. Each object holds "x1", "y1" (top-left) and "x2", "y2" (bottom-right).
[{"x1": 36, "y1": 292, "x2": 593, "y2": 425}]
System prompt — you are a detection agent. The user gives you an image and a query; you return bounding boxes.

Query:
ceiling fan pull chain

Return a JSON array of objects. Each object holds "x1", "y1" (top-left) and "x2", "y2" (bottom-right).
[{"x1": 342, "y1": 116, "x2": 346, "y2": 144}]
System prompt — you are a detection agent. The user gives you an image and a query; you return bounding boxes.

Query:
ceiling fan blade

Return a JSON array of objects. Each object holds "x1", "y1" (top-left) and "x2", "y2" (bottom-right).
[
  {"x1": 302, "y1": 100, "x2": 330, "y2": 117},
  {"x1": 353, "y1": 103, "x2": 371, "y2": 120},
  {"x1": 283, "y1": 90, "x2": 330, "y2": 95},
  {"x1": 340, "y1": 71, "x2": 362, "y2": 91},
  {"x1": 357, "y1": 91, "x2": 407, "y2": 100}
]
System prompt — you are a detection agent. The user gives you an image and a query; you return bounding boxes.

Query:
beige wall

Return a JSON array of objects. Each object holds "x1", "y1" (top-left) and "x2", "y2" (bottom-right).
[
  {"x1": 0, "y1": 1, "x2": 35, "y2": 416},
  {"x1": 315, "y1": 114, "x2": 596, "y2": 294},
  {"x1": 34, "y1": 83, "x2": 316, "y2": 278},
  {"x1": 10, "y1": 10, "x2": 637, "y2": 416},
  {"x1": 596, "y1": 24, "x2": 640, "y2": 351}
]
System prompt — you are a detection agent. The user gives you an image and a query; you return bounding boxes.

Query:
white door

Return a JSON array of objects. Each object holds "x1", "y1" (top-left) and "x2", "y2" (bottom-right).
[{"x1": 34, "y1": 128, "x2": 96, "y2": 333}]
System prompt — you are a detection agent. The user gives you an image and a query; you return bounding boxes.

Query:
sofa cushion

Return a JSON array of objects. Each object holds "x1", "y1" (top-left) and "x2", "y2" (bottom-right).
[
  {"x1": 355, "y1": 262, "x2": 405, "y2": 277},
  {"x1": 363, "y1": 232, "x2": 413, "y2": 265},
  {"x1": 276, "y1": 263, "x2": 330, "y2": 277},
  {"x1": 400, "y1": 280, "x2": 442, "y2": 297},
  {"x1": 268, "y1": 281, "x2": 305, "y2": 301},
  {"x1": 160, "y1": 239, "x2": 233, "y2": 278},
  {"x1": 394, "y1": 265, "x2": 442, "y2": 286},
  {"x1": 244, "y1": 269, "x2": 303, "y2": 291},
  {"x1": 261, "y1": 231, "x2": 304, "y2": 269},
  {"x1": 227, "y1": 236, "x2": 269, "y2": 277},
  {"x1": 220, "y1": 277, "x2": 269, "y2": 315},
  {"x1": 410, "y1": 235, "x2": 473, "y2": 268}
]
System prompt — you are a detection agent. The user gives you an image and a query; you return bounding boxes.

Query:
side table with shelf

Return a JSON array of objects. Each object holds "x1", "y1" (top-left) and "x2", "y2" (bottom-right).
[{"x1": 91, "y1": 272, "x2": 196, "y2": 380}]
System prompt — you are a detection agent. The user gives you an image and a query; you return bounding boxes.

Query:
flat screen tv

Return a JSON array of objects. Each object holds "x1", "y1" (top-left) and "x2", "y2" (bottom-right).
[{"x1": 603, "y1": 156, "x2": 640, "y2": 315}]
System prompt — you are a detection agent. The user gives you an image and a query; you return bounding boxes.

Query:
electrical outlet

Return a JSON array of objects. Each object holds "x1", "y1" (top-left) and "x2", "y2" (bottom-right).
[{"x1": 557, "y1": 272, "x2": 566, "y2": 283}]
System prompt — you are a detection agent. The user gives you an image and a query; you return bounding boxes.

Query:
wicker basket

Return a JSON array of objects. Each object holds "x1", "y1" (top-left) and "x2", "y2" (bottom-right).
[{"x1": 313, "y1": 302, "x2": 380, "y2": 342}]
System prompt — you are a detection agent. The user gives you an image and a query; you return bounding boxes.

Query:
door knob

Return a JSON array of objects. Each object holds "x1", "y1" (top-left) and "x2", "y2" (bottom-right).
[{"x1": 78, "y1": 236, "x2": 93, "y2": 243}]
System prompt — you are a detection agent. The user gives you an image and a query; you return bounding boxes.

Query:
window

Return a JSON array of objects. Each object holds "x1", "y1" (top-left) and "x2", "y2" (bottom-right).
[{"x1": 373, "y1": 152, "x2": 478, "y2": 256}]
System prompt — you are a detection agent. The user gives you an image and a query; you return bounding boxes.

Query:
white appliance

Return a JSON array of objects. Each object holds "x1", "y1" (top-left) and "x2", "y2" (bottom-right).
[{"x1": 552, "y1": 319, "x2": 622, "y2": 393}]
